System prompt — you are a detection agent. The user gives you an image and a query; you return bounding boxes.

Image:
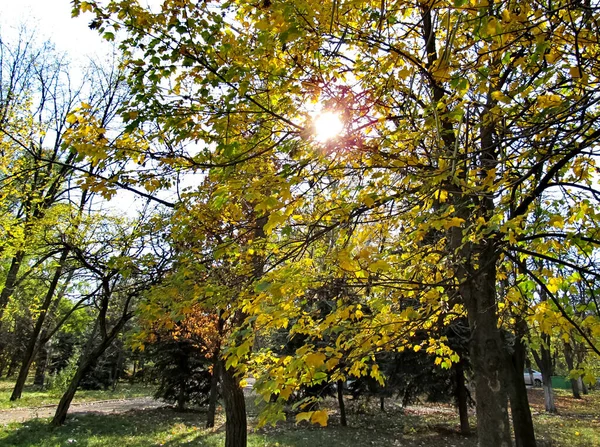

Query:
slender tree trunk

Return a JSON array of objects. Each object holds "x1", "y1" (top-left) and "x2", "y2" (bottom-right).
[
  {"x1": 507, "y1": 329, "x2": 537, "y2": 447},
  {"x1": 337, "y1": 379, "x2": 347, "y2": 426},
  {"x1": 455, "y1": 360, "x2": 471, "y2": 436},
  {"x1": 221, "y1": 363, "x2": 247, "y2": 447},
  {"x1": 177, "y1": 380, "x2": 186, "y2": 411},
  {"x1": 532, "y1": 336, "x2": 556, "y2": 413},
  {"x1": 563, "y1": 342, "x2": 581, "y2": 399},
  {"x1": 51, "y1": 353, "x2": 96, "y2": 426},
  {"x1": 0, "y1": 251, "x2": 25, "y2": 329},
  {"x1": 51, "y1": 316, "x2": 128, "y2": 426},
  {"x1": 206, "y1": 358, "x2": 221, "y2": 428},
  {"x1": 11, "y1": 248, "x2": 69, "y2": 400}
]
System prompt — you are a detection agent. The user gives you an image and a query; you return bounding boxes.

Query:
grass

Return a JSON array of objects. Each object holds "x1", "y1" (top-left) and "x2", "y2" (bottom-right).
[
  {"x1": 0, "y1": 379, "x2": 154, "y2": 410},
  {"x1": 528, "y1": 388, "x2": 600, "y2": 447},
  {"x1": 0, "y1": 385, "x2": 598, "y2": 446}
]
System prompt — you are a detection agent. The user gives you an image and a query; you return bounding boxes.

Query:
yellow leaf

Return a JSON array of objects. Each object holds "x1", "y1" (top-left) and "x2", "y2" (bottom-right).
[
  {"x1": 443, "y1": 217, "x2": 465, "y2": 230},
  {"x1": 369, "y1": 259, "x2": 391, "y2": 272},
  {"x1": 548, "y1": 215, "x2": 564, "y2": 229},
  {"x1": 311, "y1": 410, "x2": 328, "y2": 426},
  {"x1": 325, "y1": 357, "x2": 339, "y2": 371},
  {"x1": 280, "y1": 386, "x2": 294, "y2": 400},
  {"x1": 296, "y1": 411, "x2": 313, "y2": 423},
  {"x1": 305, "y1": 352, "x2": 326, "y2": 368}
]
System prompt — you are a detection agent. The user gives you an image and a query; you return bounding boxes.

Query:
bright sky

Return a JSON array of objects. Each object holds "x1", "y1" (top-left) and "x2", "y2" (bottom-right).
[{"x1": 0, "y1": 0, "x2": 108, "y2": 61}]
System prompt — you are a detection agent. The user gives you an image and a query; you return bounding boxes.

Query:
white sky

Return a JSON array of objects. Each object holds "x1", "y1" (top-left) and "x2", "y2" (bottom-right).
[
  {"x1": 0, "y1": 0, "x2": 110, "y2": 61},
  {"x1": 0, "y1": 0, "x2": 163, "y2": 52}
]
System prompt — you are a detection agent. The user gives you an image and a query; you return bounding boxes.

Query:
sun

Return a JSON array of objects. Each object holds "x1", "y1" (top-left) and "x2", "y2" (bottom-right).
[{"x1": 313, "y1": 111, "x2": 344, "y2": 142}]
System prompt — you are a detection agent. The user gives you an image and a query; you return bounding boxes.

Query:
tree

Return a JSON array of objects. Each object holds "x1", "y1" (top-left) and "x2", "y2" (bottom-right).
[
  {"x1": 51, "y1": 209, "x2": 170, "y2": 426},
  {"x1": 73, "y1": 1, "x2": 600, "y2": 446}
]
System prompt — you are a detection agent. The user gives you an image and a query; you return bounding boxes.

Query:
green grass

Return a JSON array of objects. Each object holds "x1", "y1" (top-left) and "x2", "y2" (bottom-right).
[
  {"x1": 0, "y1": 379, "x2": 154, "y2": 410},
  {"x1": 0, "y1": 386, "x2": 598, "y2": 446},
  {"x1": 0, "y1": 404, "x2": 477, "y2": 447}
]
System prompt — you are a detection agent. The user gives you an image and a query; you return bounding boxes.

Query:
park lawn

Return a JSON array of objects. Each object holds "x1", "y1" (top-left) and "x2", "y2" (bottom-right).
[
  {"x1": 1, "y1": 389, "x2": 599, "y2": 446},
  {"x1": 0, "y1": 379, "x2": 153, "y2": 410}
]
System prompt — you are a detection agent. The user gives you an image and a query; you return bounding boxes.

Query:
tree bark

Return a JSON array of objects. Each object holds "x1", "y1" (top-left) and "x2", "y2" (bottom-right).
[
  {"x1": 458, "y1": 241, "x2": 512, "y2": 447},
  {"x1": 507, "y1": 328, "x2": 537, "y2": 447},
  {"x1": 221, "y1": 363, "x2": 247, "y2": 447},
  {"x1": 455, "y1": 360, "x2": 471, "y2": 436},
  {"x1": 0, "y1": 251, "x2": 26, "y2": 331},
  {"x1": 51, "y1": 354, "x2": 96, "y2": 426},
  {"x1": 532, "y1": 336, "x2": 556, "y2": 413},
  {"x1": 337, "y1": 379, "x2": 347, "y2": 426},
  {"x1": 563, "y1": 342, "x2": 581, "y2": 399}
]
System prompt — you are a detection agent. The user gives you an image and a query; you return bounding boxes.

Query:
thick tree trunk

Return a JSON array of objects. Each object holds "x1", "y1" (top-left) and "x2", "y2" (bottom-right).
[
  {"x1": 563, "y1": 342, "x2": 581, "y2": 399},
  {"x1": 11, "y1": 248, "x2": 69, "y2": 400},
  {"x1": 337, "y1": 379, "x2": 347, "y2": 426},
  {"x1": 206, "y1": 359, "x2": 221, "y2": 428},
  {"x1": 221, "y1": 363, "x2": 247, "y2": 447},
  {"x1": 459, "y1": 242, "x2": 512, "y2": 447},
  {"x1": 507, "y1": 330, "x2": 537, "y2": 447},
  {"x1": 455, "y1": 360, "x2": 471, "y2": 436}
]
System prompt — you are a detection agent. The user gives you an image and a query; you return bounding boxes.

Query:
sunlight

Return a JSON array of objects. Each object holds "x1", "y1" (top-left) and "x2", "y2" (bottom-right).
[{"x1": 313, "y1": 111, "x2": 344, "y2": 142}]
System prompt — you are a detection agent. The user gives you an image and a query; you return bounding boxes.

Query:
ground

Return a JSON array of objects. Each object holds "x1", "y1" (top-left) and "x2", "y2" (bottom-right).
[{"x1": 0, "y1": 382, "x2": 598, "y2": 446}]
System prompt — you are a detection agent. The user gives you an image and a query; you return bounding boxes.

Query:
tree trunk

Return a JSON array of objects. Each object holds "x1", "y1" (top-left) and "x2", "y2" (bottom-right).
[
  {"x1": 579, "y1": 377, "x2": 588, "y2": 395},
  {"x1": 337, "y1": 379, "x2": 347, "y2": 426},
  {"x1": 458, "y1": 241, "x2": 512, "y2": 447},
  {"x1": 177, "y1": 379, "x2": 186, "y2": 411},
  {"x1": 206, "y1": 358, "x2": 221, "y2": 428},
  {"x1": 221, "y1": 363, "x2": 247, "y2": 447},
  {"x1": 0, "y1": 251, "x2": 25, "y2": 329},
  {"x1": 455, "y1": 360, "x2": 471, "y2": 436},
  {"x1": 507, "y1": 329, "x2": 537, "y2": 447},
  {"x1": 563, "y1": 342, "x2": 581, "y2": 399},
  {"x1": 532, "y1": 336, "x2": 556, "y2": 413},
  {"x1": 11, "y1": 248, "x2": 69, "y2": 400},
  {"x1": 51, "y1": 354, "x2": 96, "y2": 426},
  {"x1": 51, "y1": 315, "x2": 128, "y2": 426}
]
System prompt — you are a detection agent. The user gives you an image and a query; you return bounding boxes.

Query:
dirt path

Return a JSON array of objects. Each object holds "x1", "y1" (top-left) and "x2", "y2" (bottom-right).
[{"x1": 0, "y1": 397, "x2": 163, "y2": 424}]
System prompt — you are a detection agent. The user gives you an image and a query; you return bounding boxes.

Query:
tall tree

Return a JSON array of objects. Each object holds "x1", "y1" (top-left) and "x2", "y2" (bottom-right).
[{"x1": 73, "y1": 1, "x2": 600, "y2": 446}]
